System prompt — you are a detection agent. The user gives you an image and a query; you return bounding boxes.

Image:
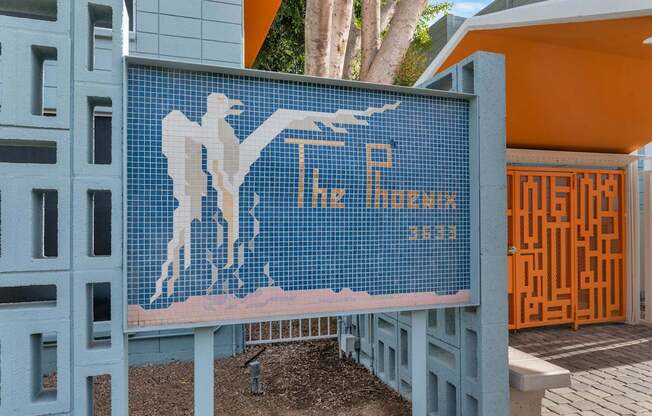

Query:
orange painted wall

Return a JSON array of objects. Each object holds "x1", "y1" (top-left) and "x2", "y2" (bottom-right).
[
  {"x1": 244, "y1": 0, "x2": 282, "y2": 67},
  {"x1": 439, "y1": 23, "x2": 652, "y2": 153}
]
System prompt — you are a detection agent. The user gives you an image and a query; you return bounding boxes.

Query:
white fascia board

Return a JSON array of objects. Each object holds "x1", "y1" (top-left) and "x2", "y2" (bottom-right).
[{"x1": 416, "y1": 0, "x2": 652, "y2": 86}]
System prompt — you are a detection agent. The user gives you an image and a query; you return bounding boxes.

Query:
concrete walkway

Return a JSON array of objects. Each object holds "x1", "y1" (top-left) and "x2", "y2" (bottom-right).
[{"x1": 510, "y1": 323, "x2": 652, "y2": 416}]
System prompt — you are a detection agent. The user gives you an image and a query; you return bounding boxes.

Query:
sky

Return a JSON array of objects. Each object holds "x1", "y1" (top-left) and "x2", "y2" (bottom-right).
[{"x1": 431, "y1": 0, "x2": 493, "y2": 17}]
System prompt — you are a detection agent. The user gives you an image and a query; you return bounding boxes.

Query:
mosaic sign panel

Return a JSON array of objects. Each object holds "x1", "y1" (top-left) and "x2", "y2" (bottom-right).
[{"x1": 126, "y1": 62, "x2": 474, "y2": 330}]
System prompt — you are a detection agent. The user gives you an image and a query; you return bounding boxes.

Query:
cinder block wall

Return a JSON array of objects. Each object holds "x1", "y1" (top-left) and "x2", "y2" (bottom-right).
[
  {"x1": 345, "y1": 52, "x2": 509, "y2": 416},
  {"x1": 0, "y1": 1, "x2": 245, "y2": 414},
  {"x1": 0, "y1": 1, "x2": 128, "y2": 413}
]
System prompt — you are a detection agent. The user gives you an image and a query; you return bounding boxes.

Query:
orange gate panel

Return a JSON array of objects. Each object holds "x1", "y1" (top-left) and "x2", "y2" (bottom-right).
[
  {"x1": 507, "y1": 167, "x2": 626, "y2": 330},
  {"x1": 575, "y1": 172, "x2": 626, "y2": 324}
]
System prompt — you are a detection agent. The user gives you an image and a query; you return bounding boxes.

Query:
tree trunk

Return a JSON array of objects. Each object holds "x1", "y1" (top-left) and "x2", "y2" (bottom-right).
[
  {"x1": 360, "y1": 0, "x2": 380, "y2": 79},
  {"x1": 343, "y1": 0, "x2": 397, "y2": 80},
  {"x1": 342, "y1": 20, "x2": 360, "y2": 79},
  {"x1": 363, "y1": 0, "x2": 427, "y2": 84},
  {"x1": 328, "y1": 0, "x2": 354, "y2": 78},
  {"x1": 305, "y1": 0, "x2": 335, "y2": 77}
]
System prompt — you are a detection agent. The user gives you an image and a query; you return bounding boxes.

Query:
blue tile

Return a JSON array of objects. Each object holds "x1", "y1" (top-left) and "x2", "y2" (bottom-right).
[{"x1": 126, "y1": 65, "x2": 471, "y2": 316}]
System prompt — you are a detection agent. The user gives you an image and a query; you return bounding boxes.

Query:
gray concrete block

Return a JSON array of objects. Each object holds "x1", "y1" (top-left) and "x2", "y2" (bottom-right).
[
  {"x1": 202, "y1": 19, "x2": 241, "y2": 43},
  {"x1": 159, "y1": 0, "x2": 201, "y2": 18},
  {"x1": 202, "y1": 0, "x2": 241, "y2": 24},
  {"x1": 71, "y1": 177, "x2": 123, "y2": 270},
  {"x1": 137, "y1": 0, "x2": 159, "y2": 13},
  {"x1": 136, "y1": 11, "x2": 158, "y2": 33},
  {"x1": 159, "y1": 14, "x2": 202, "y2": 38},
  {"x1": 202, "y1": 39, "x2": 242, "y2": 64},
  {"x1": 134, "y1": 32, "x2": 159, "y2": 54},
  {"x1": 159, "y1": 35, "x2": 202, "y2": 59}
]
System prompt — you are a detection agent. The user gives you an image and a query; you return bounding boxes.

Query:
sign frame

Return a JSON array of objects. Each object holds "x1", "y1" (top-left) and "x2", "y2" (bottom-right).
[{"x1": 122, "y1": 56, "x2": 480, "y2": 333}]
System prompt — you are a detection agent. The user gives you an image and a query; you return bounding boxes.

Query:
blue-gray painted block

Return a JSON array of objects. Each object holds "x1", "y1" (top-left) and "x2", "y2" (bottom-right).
[
  {"x1": 94, "y1": 33, "x2": 115, "y2": 72},
  {"x1": 133, "y1": 32, "x2": 159, "y2": 55},
  {"x1": 73, "y1": 269, "x2": 124, "y2": 367},
  {"x1": 462, "y1": 52, "x2": 508, "y2": 415},
  {"x1": 0, "y1": 319, "x2": 72, "y2": 416},
  {"x1": 72, "y1": 83, "x2": 122, "y2": 177},
  {"x1": 374, "y1": 314, "x2": 400, "y2": 390},
  {"x1": 427, "y1": 335, "x2": 460, "y2": 414},
  {"x1": 11, "y1": 29, "x2": 71, "y2": 129},
  {"x1": 202, "y1": 39, "x2": 241, "y2": 64},
  {"x1": 136, "y1": 11, "x2": 158, "y2": 33},
  {"x1": 137, "y1": 0, "x2": 159, "y2": 13},
  {"x1": 0, "y1": 271, "x2": 70, "y2": 323},
  {"x1": 0, "y1": 127, "x2": 70, "y2": 178},
  {"x1": 72, "y1": 0, "x2": 125, "y2": 85},
  {"x1": 126, "y1": 336, "x2": 160, "y2": 354},
  {"x1": 73, "y1": 358, "x2": 128, "y2": 416},
  {"x1": 159, "y1": 35, "x2": 202, "y2": 59},
  {"x1": 159, "y1": 14, "x2": 202, "y2": 39},
  {"x1": 427, "y1": 308, "x2": 461, "y2": 348},
  {"x1": 159, "y1": 0, "x2": 202, "y2": 19},
  {"x1": 202, "y1": 20, "x2": 241, "y2": 43},
  {"x1": 202, "y1": 0, "x2": 241, "y2": 24},
  {"x1": 42, "y1": 60, "x2": 57, "y2": 112},
  {"x1": 0, "y1": 0, "x2": 71, "y2": 34},
  {"x1": 0, "y1": 176, "x2": 71, "y2": 272},
  {"x1": 202, "y1": 58, "x2": 242, "y2": 68},
  {"x1": 71, "y1": 177, "x2": 123, "y2": 270},
  {"x1": 0, "y1": 0, "x2": 251, "y2": 414},
  {"x1": 397, "y1": 321, "x2": 411, "y2": 389}
]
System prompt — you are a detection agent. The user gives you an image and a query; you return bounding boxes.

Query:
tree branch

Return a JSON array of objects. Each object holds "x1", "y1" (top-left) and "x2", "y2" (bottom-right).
[
  {"x1": 360, "y1": 0, "x2": 380, "y2": 79},
  {"x1": 342, "y1": 20, "x2": 360, "y2": 79},
  {"x1": 380, "y1": 0, "x2": 398, "y2": 30},
  {"x1": 363, "y1": 0, "x2": 427, "y2": 83}
]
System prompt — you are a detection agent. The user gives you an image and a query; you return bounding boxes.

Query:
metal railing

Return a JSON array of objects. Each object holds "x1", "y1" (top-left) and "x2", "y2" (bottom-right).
[{"x1": 245, "y1": 316, "x2": 338, "y2": 345}]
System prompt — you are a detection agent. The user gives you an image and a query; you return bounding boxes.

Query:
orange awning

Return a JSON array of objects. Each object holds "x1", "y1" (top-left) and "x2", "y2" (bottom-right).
[
  {"x1": 244, "y1": 0, "x2": 282, "y2": 67},
  {"x1": 419, "y1": 1, "x2": 652, "y2": 154}
]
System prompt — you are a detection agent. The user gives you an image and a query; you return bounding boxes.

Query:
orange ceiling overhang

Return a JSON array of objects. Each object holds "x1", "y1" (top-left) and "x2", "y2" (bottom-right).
[
  {"x1": 439, "y1": 16, "x2": 652, "y2": 153},
  {"x1": 244, "y1": 0, "x2": 282, "y2": 67}
]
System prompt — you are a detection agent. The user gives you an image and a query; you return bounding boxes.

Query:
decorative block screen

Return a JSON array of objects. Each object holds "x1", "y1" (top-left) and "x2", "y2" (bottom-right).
[{"x1": 126, "y1": 62, "x2": 475, "y2": 330}]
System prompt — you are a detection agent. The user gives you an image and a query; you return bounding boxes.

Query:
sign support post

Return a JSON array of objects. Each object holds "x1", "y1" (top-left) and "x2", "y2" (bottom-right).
[
  {"x1": 194, "y1": 327, "x2": 215, "y2": 416},
  {"x1": 411, "y1": 310, "x2": 428, "y2": 416}
]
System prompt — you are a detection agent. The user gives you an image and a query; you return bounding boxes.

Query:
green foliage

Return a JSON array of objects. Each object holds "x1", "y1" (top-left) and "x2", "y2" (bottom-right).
[
  {"x1": 395, "y1": 2, "x2": 451, "y2": 86},
  {"x1": 412, "y1": 3, "x2": 451, "y2": 49},
  {"x1": 253, "y1": 0, "x2": 306, "y2": 74},
  {"x1": 254, "y1": 0, "x2": 451, "y2": 85}
]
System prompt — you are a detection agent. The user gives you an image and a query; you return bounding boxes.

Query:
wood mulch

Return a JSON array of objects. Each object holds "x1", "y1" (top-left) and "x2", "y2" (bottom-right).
[{"x1": 93, "y1": 339, "x2": 411, "y2": 416}]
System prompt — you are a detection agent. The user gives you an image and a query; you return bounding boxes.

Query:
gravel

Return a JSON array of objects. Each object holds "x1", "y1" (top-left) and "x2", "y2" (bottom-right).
[{"x1": 94, "y1": 339, "x2": 411, "y2": 416}]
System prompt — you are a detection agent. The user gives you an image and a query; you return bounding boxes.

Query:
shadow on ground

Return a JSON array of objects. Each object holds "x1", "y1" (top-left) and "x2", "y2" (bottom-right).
[
  {"x1": 510, "y1": 323, "x2": 652, "y2": 371},
  {"x1": 511, "y1": 323, "x2": 652, "y2": 416}
]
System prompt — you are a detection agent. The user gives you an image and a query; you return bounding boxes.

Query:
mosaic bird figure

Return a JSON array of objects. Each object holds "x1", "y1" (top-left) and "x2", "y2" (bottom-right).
[{"x1": 150, "y1": 93, "x2": 400, "y2": 303}]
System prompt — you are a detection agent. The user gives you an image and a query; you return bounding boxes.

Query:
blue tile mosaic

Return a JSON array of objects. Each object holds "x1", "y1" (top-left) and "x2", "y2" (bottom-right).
[{"x1": 127, "y1": 64, "x2": 471, "y2": 323}]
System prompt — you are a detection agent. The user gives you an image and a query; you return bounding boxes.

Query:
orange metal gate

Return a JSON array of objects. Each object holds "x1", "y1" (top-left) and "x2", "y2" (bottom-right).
[{"x1": 507, "y1": 167, "x2": 626, "y2": 330}]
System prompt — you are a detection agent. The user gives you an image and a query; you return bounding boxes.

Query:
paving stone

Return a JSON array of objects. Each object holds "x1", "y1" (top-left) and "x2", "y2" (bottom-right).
[
  {"x1": 570, "y1": 400, "x2": 601, "y2": 411},
  {"x1": 510, "y1": 324, "x2": 652, "y2": 416},
  {"x1": 591, "y1": 408, "x2": 620, "y2": 416},
  {"x1": 638, "y1": 401, "x2": 652, "y2": 411},
  {"x1": 604, "y1": 395, "x2": 634, "y2": 405}
]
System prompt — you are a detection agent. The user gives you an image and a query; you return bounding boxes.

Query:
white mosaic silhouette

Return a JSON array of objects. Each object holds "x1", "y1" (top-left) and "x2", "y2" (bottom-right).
[{"x1": 151, "y1": 93, "x2": 400, "y2": 303}]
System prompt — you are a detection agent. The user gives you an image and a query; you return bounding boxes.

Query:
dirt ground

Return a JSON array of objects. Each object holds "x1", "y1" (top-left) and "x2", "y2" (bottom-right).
[{"x1": 94, "y1": 339, "x2": 411, "y2": 416}]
